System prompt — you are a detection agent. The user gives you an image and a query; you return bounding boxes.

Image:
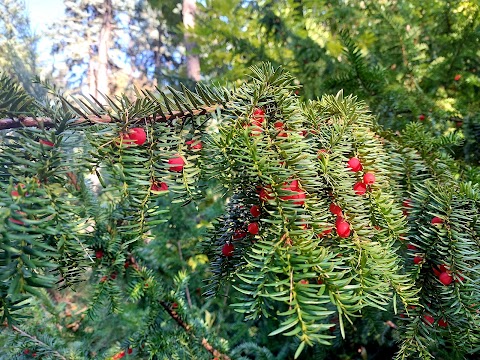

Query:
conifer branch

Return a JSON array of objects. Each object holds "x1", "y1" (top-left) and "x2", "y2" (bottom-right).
[
  {"x1": 0, "y1": 105, "x2": 221, "y2": 130},
  {"x1": 8, "y1": 324, "x2": 67, "y2": 360},
  {"x1": 159, "y1": 301, "x2": 231, "y2": 360}
]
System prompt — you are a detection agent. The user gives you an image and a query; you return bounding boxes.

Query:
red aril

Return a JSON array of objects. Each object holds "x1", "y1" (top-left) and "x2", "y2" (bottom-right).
[
  {"x1": 439, "y1": 272, "x2": 453, "y2": 286},
  {"x1": 247, "y1": 222, "x2": 259, "y2": 235},
  {"x1": 353, "y1": 182, "x2": 367, "y2": 195},
  {"x1": 233, "y1": 230, "x2": 247, "y2": 240},
  {"x1": 423, "y1": 314, "x2": 435, "y2": 325},
  {"x1": 168, "y1": 156, "x2": 185, "y2": 172},
  {"x1": 250, "y1": 205, "x2": 261, "y2": 217},
  {"x1": 329, "y1": 203, "x2": 342, "y2": 216},
  {"x1": 336, "y1": 220, "x2": 351, "y2": 238},
  {"x1": 151, "y1": 181, "x2": 168, "y2": 193},
  {"x1": 347, "y1": 157, "x2": 363, "y2": 172},
  {"x1": 39, "y1": 139, "x2": 54, "y2": 147},
  {"x1": 186, "y1": 140, "x2": 202, "y2": 150},
  {"x1": 127, "y1": 127, "x2": 147, "y2": 145},
  {"x1": 363, "y1": 172, "x2": 375, "y2": 185},
  {"x1": 222, "y1": 243, "x2": 235, "y2": 257}
]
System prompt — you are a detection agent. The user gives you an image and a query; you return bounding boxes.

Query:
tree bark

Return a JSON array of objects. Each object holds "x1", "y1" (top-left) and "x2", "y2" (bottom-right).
[
  {"x1": 97, "y1": 0, "x2": 112, "y2": 97},
  {"x1": 182, "y1": 0, "x2": 200, "y2": 82}
]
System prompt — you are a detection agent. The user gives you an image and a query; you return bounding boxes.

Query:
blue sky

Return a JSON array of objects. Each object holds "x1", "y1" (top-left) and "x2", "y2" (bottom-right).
[{"x1": 24, "y1": 0, "x2": 64, "y2": 32}]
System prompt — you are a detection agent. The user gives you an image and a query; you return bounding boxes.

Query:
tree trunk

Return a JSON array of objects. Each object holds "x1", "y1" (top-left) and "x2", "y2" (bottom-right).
[
  {"x1": 88, "y1": 44, "x2": 96, "y2": 97},
  {"x1": 97, "y1": 0, "x2": 112, "y2": 97},
  {"x1": 182, "y1": 0, "x2": 200, "y2": 82}
]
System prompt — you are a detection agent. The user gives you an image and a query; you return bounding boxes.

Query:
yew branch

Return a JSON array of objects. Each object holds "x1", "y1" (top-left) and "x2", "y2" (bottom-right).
[
  {"x1": 0, "y1": 105, "x2": 221, "y2": 130},
  {"x1": 7, "y1": 324, "x2": 67, "y2": 360}
]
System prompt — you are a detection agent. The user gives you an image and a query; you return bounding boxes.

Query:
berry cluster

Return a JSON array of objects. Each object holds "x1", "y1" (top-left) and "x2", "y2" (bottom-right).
[
  {"x1": 117, "y1": 127, "x2": 202, "y2": 195},
  {"x1": 222, "y1": 204, "x2": 262, "y2": 257},
  {"x1": 348, "y1": 157, "x2": 376, "y2": 196}
]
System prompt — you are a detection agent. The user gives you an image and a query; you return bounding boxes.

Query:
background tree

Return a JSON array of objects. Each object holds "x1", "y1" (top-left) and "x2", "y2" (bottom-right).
[
  {"x1": 49, "y1": 0, "x2": 186, "y2": 96},
  {"x1": 193, "y1": 0, "x2": 480, "y2": 165},
  {"x1": 0, "y1": 0, "x2": 44, "y2": 98}
]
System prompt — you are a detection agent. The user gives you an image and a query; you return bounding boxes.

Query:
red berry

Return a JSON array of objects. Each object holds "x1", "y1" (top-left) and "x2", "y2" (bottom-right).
[
  {"x1": 11, "y1": 183, "x2": 26, "y2": 197},
  {"x1": 407, "y1": 244, "x2": 417, "y2": 250},
  {"x1": 299, "y1": 279, "x2": 309, "y2": 285},
  {"x1": 431, "y1": 216, "x2": 443, "y2": 225},
  {"x1": 438, "y1": 264, "x2": 448, "y2": 272},
  {"x1": 233, "y1": 229, "x2": 247, "y2": 240},
  {"x1": 353, "y1": 182, "x2": 367, "y2": 195},
  {"x1": 336, "y1": 220, "x2": 351, "y2": 238},
  {"x1": 222, "y1": 243, "x2": 234, "y2": 257},
  {"x1": 318, "y1": 228, "x2": 332, "y2": 237},
  {"x1": 251, "y1": 108, "x2": 265, "y2": 127},
  {"x1": 95, "y1": 250, "x2": 104, "y2": 259},
  {"x1": 363, "y1": 172, "x2": 375, "y2": 185},
  {"x1": 248, "y1": 222, "x2": 259, "y2": 235},
  {"x1": 113, "y1": 351, "x2": 126, "y2": 360},
  {"x1": 438, "y1": 318, "x2": 448, "y2": 328},
  {"x1": 250, "y1": 205, "x2": 261, "y2": 217},
  {"x1": 281, "y1": 180, "x2": 306, "y2": 206},
  {"x1": 424, "y1": 314, "x2": 435, "y2": 325},
  {"x1": 288, "y1": 179, "x2": 300, "y2": 190},
  {"x1": 39, "y1": 139, "x2": 54, "y2": 147},
  {"x1": 186, "y1": 140, "x2": 202, "y2": 150},
  {"x1": 454, "y1": 74, "x2": 461, "y2": 81},
  {"x1": 413, "y1": 256, "x2": 423, "y2": 264},
  {"x1": 110, "y1": 272, "x2": 117, "y2": 280},
  {"x1": 403, "y1": 199, "x2": 412, "y2": 208},
  {"x1": 259, "y1": 187, "x2": 273, "y2": 202},
  {"x1": 127, "y1": 128, "x2": 147, "y2": 145},
  {"x1": 347, "y1": 157, "x2": 363, "y2": 172},
  {"x1": 439, "y1": 272, "x2": 453, "y2": 286},
  {"x1": 168, "y1": 156, "x2": 185, "y2": 172},
  {"x1": 335, "y1": 216, "x2": 344, "y2": 226},
  {"x1": 274, "y1": 121, "x2": 284, "y2": 129},
  {"x1": 419, "y1": 114, "x2": 425, "y2": 121},
  {"x1": 172, "y1": 302, "x2": 178, "y2": 309},
  {"x1": 151, "y1": 181, "x2": 168, "y2": 193},
  {"x1": 329, "y1": 203, "x2": 342, "y2": 216},
  {"x1": 24, "y1": 349, "x2": 29, "y2": 354},
  {"x1": 274, "y1": 121, "x2": 288, "y2": 137}
]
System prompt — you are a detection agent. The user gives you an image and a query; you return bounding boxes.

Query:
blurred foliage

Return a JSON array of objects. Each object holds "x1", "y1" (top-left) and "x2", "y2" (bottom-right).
[{"x1": 193, "y1": 0, "x2": 480, "y2": 167}]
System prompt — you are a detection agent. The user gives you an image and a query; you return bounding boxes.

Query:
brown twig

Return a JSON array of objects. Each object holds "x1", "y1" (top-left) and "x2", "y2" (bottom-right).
[
  {"x1": 0, "y1": 106, "x2": 221, "y2": 130},
  {"x1": 8, "y1": 324, "x2": 67, "y2": 360},
  {"x1": 159, "y1": 301, "x2": 231, "y2": 360}
]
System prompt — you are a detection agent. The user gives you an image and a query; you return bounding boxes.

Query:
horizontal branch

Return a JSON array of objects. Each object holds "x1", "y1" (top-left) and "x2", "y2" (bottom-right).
[
  {"x1": 0, "y1": 105, "x2": 221, "y2": 130},
  {"x1": 0, "y1": 116, "x2": 55, "y2": 130},
  {"x1": 7, "y1": 324, "x2": 67, "y2": 360}
]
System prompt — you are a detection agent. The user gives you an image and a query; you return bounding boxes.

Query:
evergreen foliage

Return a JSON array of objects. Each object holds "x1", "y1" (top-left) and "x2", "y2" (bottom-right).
[{"x1": 0, "y1": 63, "x2": 479, "y2": 359}]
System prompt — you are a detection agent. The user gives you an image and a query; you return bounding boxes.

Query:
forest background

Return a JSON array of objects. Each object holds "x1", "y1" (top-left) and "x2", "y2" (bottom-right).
[{"x1": 0, "y1": 0, "x2": 479, "y2": 359}]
